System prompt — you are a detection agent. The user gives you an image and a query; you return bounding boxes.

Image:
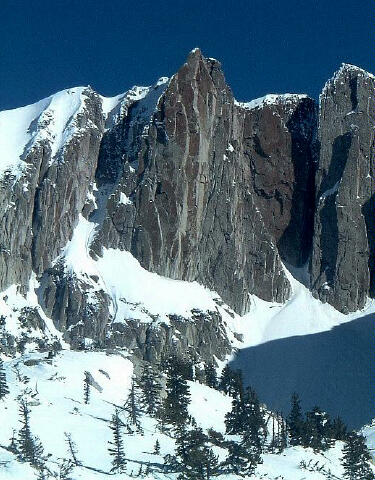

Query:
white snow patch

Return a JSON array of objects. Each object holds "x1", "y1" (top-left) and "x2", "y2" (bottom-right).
[
  {"x1": 228, "y1": 267, "x2": 375, "y2": 349},
  {"x1": 0, "y1": 86, "x2": 94, "y2": 178},
  {"x1": 119, "y1": 192, "x2": 132, "y2": 205},
  {"x1": 236, "y1": 93, "x2": 308, "y2": 111}
]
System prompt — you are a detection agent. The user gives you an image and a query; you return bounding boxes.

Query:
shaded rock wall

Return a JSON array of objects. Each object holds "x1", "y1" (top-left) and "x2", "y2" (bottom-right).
[{"x1": 311, "y1": 65, "x2": 375, "y2": 312}]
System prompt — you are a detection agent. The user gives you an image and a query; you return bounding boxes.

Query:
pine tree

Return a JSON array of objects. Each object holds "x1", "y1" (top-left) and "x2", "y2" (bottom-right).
[
  {"x1": 226, "y1": 430, "x2": 262, "y2": 477},
  {"x1": 164, "y1": 354, "x2": 194, "y2": 381},
  {"x1": 0, "y1": 358, "x2": 9, "y2": 399},
  {"x1": 124, "y1": 377, "x2": 142, "y2": 433},
  {"x1": 342, "y1": 432, "x2": 375, "y2": 480},
  {"x1": 57, "y1": 458, "x2": 75, "y2": 480},
  {"x1": 225, "y1": 386, "x2": 266, "y2": 446},
  {"x1": 225, "y1": 393, "x2": 244, "y2": 434},
  {"x1": 17, "y1": 400, "x2": 45, "y2": 467},
  {"x1": 304, "y1": 406, "x2": 332, "y2": 452},
  {"x1": 268, "y1": 414, "x2": 277, "y2": 453},
  {"x1": 329, "y1": 416, "x2": 348, "y2": 441},
  {"x1": 36, "y1": 467, "x2": 48, "y2": 480},
  {"x1": 83, "y1": 371, "x2": 90, "y2": 405},
  {"x1": 161, "y1": 360, "x2": 191, "y2": 427},
  {"x1": 279, "y1": 415, "x2": 288, "y2": 452},
  {"x1": 204, "y1": 363, "x2": 218, "y2": 389},
  {"x1": 108, "y1": 409, "x2": 127, "y2": 473},
  {"x1": 269, "y1": 413, "x2": 287, "y2": 453},
  {"x1": 139, "y1": 363, "x2": 162, "y2": 415},
  {"x1": 65, "y1": 432, "x2": 81, "y2": 466},
  {"x1": 219, "y1": 365, "x2": 243, "y2": 397},
  {"x1": 288, "y1": 393, "x2": 304, "y2": 446},
  {"x1": 226, "y1": 440, "x2": 252, "y2": 475},
  {"x1": 8, "y1": 429, "x2": 18, "y2": 454},
  {"x1": 153, "y1": 439, "x2": 161, "y2": 455},
  {"x1": 174, "y1": 426, "x2": 219, "y2": 479}
]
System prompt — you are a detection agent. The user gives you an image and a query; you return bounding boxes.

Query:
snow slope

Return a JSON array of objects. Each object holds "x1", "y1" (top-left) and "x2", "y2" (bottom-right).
[
  {"x1": 0, "y1": 87, "x2": 92, "y2": 178},
  {"x1": 0, "y1": 350, "x2": 363, "y2": 480},
  {"x1": 235, "y1": 93, "x2": 309, "y2": 111},
  {"x1": 0, "y1": 76, "x2": 169, "y2": 181}
]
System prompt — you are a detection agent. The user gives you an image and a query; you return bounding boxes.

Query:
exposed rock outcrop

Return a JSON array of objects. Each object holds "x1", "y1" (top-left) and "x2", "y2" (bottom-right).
[
  {"x1": 0, "y1": 51, "x2": 373, "y2": 362},
  {"x1": 95, "y1": 49, "x2": 316, "y2": 314},
  {"x1": 0, "y1": 88, "x2": 104, "y2": 292},
  {"x1": 311, "y1": 65, "x2": 375, "y2": 312}
]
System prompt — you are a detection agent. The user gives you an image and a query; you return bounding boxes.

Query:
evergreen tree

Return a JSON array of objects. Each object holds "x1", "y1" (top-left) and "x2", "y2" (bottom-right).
[
  {"x1": 83, "y1": 372, "x2": 90, "y2": 405},
  {"x1": 342, "y1": 432, "x2": 375, "y2": 480},
  {"x1": 65, "y1": 432, "x2": 81, "y2": 466},
  {"x1": 174, "y1": 426, "x2": 219, "y2": 480},
  {"x1": 226, "y1": 440, "x2": 253, "y2": 475},
  {"x1": 36, "y1": 468, "x2": 48, "y2": 480},
  {"x1": 164, "y1": 354, "x2": 194, "y2": 381},
  {"x1": 124, "y1": 377, "x2": 142, "y2": 433},
  {"x1": 225, "y1": 393, "x2": 244, "y2": 434},
  {"x1": 153, "y1": 439, "x2": 161, "y2": 455},
  {"x1": 56, "y1": 458, "x2": 75, "y2": 480},
  {"x1": 279, "y1": 415, "x2": 288, "y2": 452},
  {"x1": 268, "y1": 415, "x2": 277, "y2": 453},
  {"x1": 288, "y1": 393, "x2": 304, "y2": 446},
  {"x1": 329, "y1": 416, "x2": 348, "y2": 441},
  {"x1": 108, "y1": 409, "x2": 127, "y2": 473},
  {"x1": 161, "y1": 360, "x2": 191, "y2": 427},
  {"x1": 8, "y1": 429, "x2": 18, "y2": 454},
  {"x1": 139, "y1": 363, "x2": 162, "y2": 416},
  {"x1": 219, "y1": 365, "x2": 243, "y2": 397},
  {"x1": 225, "y1": 386, "x2": 266, "y2": 446},
  {"x1": 0, "y1": 358, "x2": 9, "y2": 399},
  {"x1": 17, "y1": 400, "x2": 45, "y2": 467},
  {"x1": 204, "y1": 363, "x2": 218, "y2": 389},
  {"x1": 303, "y1": 406, "x2": 332, "y2": 452},
  {"x1": 268, "y1": 413, "x2": 287, "y2": 453},
  {"x1": 226, "y1": 429, "x2": 263, "y2": 477}
]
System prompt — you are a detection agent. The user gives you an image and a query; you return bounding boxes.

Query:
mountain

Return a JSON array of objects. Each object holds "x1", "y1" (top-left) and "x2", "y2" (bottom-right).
[{"x1": 0, "y1": 49, "x2": 374, "y2": 479}]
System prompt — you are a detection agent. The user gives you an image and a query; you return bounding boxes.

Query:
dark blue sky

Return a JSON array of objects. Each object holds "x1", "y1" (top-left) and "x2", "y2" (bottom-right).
[{"x1": 0, "y1": 0, "x2": 372, "y2": 111}]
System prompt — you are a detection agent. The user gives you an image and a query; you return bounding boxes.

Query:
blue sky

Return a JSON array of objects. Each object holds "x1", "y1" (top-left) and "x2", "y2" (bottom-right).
[{"x1": 0, "y1": 0, "x2": 372, "y2": 110}]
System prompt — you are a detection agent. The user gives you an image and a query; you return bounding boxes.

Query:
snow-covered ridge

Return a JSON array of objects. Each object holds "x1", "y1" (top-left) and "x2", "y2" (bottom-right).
[
  {"x1": 321, "y1": 62, "x2": 375, "y2": 99},
  {"x1": 0, "y1": 87, "x2": 90, "y2": 178},
  {"x1": 2, "y1": 86, "x2": 103, "y2": 176},
  {"x1": 0, "y1": 77, "x2": 170, "y2": 181},
  {"x1": 235, "y1": 93, "x2": 309, "y2": 111},
  {"x1": 337, "y1": 62, "x2": 375, "y2": 80}
]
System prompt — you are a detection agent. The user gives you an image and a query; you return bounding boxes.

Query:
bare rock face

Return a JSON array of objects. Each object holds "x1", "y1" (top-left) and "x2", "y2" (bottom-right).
[
  {"x1": 240, "y1": 95, "x2": 317, "y2": 268},
  {"x1": 0, "y1": 88, "x2": 104, "y2": 293},
  {"x1": 96, "y1": 49, "x2": 317, "y2": 314},
  {"x1": 0, "y1": 50, "x2": 372, "y2": 361},
  {"x1": 311, "y1": 65, "x2": 375, "y2": 312}
]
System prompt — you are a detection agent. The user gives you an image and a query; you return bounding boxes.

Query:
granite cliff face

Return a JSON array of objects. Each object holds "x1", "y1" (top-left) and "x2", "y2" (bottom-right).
[
  {"x1": 93, "y1": 49, "x2": 316, "y2": 314},
  {"x1": 311, "y1": 64, "x2": 375, "y2": 312},
  {"x1": 0, "y1": 87, "x2": 104, "y2": 293},
  {"x1": 0, "y1": 51, "x2": 373, "y2": 359}
]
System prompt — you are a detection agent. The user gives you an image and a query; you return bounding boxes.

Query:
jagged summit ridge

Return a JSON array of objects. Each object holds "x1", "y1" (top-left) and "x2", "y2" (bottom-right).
[{"x1": 0, "y1": 49, "x2": 373, "y2": 358}]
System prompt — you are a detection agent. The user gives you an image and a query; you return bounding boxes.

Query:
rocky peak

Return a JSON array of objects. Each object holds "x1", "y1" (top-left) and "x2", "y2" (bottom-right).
[
  {"x1": 0, "y1": 50, "x2": 373, "y2": 359},
  {"x1": 311, "y1": 62, "x2": 375, "y2": 312}
]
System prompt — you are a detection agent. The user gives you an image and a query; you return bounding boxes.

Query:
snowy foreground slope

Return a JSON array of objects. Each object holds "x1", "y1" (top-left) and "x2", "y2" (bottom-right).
[
  {"x1": 0, "y1": 349, "x2": 372, "y2": 480},
  {"x1": 0, "y1": 210, "x2": 374, "y2": 478},
  {"x1": 0, "y1": 249, "x2": 373, "y2": 478}
]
